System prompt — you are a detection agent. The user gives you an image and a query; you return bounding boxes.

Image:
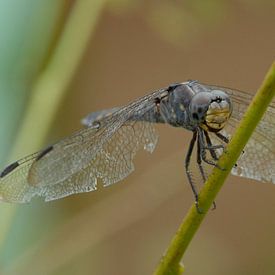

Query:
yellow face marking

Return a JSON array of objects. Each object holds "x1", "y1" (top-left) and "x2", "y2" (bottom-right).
[
  {"x1": 204, "y1": 110, "x2": 231, "y2": 130},
  {"x1": 201, "y1": 102, "x2": 232, "y2": 131}
]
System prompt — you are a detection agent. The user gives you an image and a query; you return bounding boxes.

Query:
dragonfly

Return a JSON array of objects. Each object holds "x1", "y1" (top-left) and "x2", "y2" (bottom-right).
[{"x1": 0, "y1": 80, "x2": 274, "y2": 205}]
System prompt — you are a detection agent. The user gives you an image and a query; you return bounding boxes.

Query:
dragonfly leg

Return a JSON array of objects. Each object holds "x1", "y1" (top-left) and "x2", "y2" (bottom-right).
[
  {"x1": 215, "y1": 131, "x2": 244, "y2": 167},
  {"x1": 197, "y1": 129, "x2": 217, "y2": 166},
  {"x1": 196, "y1": 137, "x2": 207, "y2": 181},
  {"x1": 199, "y1": 131, "x2": 225, "y2": 170},
  {"x1": 185, "y1": 131, "x2": 203, "y2": 213},
  {"x1": 203, "y1": 131, "x2": 219, "y2": 160},
  {"x1": 197, "y1": 133, "x2": 217, "y2": 210},
  {"x1": 215, "y1": 132, "x2": 229, "y2": 144},
  {"x1": 215, "y1": 131, "x2": 243, "y2": 169}
]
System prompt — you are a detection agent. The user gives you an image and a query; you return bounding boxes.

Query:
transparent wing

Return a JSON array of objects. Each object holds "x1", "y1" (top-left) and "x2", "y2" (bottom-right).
[
  {"x1": 41, "y1": 120, "x2": 158, "y2": 201},
  {"x1": 0, "y1": 88, "x2": 165, "y2": 203},
  {"x1": 207, "y1": 85, "x2": 275, "y2": 184},
  {"x1": 81, "y1": 107, "x2": 120, "y2": 127},
  {"x1": 0, "y1": 152, "x2": 42, "y2": 203}
]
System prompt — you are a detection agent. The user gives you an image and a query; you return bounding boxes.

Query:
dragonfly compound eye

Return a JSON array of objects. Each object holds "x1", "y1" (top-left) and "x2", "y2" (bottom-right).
[{"x1": 189, "y1": 92, "x2": 212, "y2": 123}]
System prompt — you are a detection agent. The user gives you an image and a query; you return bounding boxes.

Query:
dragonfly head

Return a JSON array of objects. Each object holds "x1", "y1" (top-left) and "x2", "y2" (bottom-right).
[{"x1": 189, "y1": 90, "x2": 232, "y2": 132}]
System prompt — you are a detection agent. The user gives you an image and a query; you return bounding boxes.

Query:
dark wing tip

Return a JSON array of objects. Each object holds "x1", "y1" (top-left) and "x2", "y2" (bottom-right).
[
  {"x1": 36, "y1": 145, "x2": 53, "y2": 161},
  {"x1": 0, "y1": 161, "x2": 20, "y2": 178}
]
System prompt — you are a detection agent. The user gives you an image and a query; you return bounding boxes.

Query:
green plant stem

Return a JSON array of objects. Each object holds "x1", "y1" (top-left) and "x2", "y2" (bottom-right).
[{"x1": 154, "y1": 61, "x2": 275, "y2": 275}]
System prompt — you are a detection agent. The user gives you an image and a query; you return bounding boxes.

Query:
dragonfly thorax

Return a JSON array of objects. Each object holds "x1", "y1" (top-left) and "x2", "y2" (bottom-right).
[{"x1": 189, "y1": 90, "x2": 232, "y2": 132}]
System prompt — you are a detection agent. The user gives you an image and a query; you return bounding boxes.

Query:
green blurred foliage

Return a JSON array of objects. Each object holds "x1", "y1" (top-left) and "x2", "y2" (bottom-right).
[
  {"x1": 0, "y1": 0, "x2": 69, "y2": 270},
  {"x1": 0, "y1": 0, "x2": 67, "y2": 166}
]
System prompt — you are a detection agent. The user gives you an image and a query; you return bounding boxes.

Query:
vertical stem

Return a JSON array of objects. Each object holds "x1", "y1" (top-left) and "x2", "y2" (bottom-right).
[{"x1": 154, "y1": 62, "x2": 275, "y2": 275}]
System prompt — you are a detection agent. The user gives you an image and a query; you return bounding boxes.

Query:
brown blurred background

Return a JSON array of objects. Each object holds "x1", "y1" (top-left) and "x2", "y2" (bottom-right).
[{"x1": 0, "y1": 1, "x2": 275, "y2": 274}]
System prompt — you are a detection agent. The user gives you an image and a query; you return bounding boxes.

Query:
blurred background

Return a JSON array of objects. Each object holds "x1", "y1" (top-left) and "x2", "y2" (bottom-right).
[{"x1": 0, "y1": 0, "x2": 274, "y2": 274}]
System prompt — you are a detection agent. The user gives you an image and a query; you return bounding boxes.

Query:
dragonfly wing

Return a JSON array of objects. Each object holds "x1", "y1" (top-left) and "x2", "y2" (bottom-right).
[
  {"x1": 0, "y1": 152, "x2": 41, "y2": 203},
  {"x1": 41, "y1": 120, "x2": 158, "y2": 201},
  {"x1": 208, "y1": 85, "x2": 275, "y2": 183},
  {"x1": 0, "y1": 88, "x2": 164, "y2": 202},
  {"x1": 81, "y1": 107, "x2": 120, "y2": 127}
]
